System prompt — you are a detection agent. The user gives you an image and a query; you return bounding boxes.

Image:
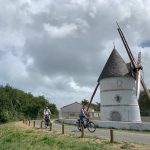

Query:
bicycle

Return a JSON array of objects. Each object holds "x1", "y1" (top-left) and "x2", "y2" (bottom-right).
[
  {"x1": 44, "y1": 115, "x2": 50, "y2": 128},
  {"x1": 76, "y1": 118, "x2": 96, "y2": 133}
]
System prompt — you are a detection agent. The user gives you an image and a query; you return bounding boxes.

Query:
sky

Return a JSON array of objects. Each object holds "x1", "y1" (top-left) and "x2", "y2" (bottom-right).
[{"x1": 1, "y1": 0, "x2": 150, "y2": 109}]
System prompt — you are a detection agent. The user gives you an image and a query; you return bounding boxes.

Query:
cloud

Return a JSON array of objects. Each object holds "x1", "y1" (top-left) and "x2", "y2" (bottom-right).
[
  {"x1": 0, "y1": 51, "x2": 28, "y2": 85},
  {"x1": 43, "y1": 23, "x2": 78, "y2": 38},
  {"x1": 1, "y1": 0, "x2": 150, "y2": 108}
]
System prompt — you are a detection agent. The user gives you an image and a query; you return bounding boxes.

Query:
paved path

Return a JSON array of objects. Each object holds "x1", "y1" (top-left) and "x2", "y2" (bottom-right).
[{"x1": 30, "y1": 120, "x2": 150, "y2": 145}]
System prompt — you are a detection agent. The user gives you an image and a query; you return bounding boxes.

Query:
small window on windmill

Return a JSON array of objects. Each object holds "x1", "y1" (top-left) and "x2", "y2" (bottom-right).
[
  {"x1": 117, "y1": 80, "x2": 123, "y2": 88},
  {"x1": 115, "y1": 95, "x2": 122, "y2": 103}
]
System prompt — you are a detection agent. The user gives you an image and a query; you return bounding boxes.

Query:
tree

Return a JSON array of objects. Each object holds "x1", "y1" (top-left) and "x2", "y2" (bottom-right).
[
  {"x1": 139, "y1": 90, "x2": 150, "y2": 116},
  {"x1": 0, "y1": 84, "x2": 58, "y2": 123},
  {"x1": 81, "y1": 99, "x2": 100, "y2": 111},
  {"x1": 81, "y1": 99, "x2": 89, "y2": 106}
]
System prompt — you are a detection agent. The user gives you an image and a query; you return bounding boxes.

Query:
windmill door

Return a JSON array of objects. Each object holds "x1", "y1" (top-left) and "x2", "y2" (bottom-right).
[{"x1": 110, "y1": 111, "x2": 121, "y2": 121}]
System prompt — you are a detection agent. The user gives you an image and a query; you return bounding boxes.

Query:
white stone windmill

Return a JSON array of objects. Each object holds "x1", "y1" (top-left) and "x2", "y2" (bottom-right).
[
  {"x1": 87, "y1": 24, "x2": 150, "y2": 122},
  {"x1": 98, "y1": 47, "x2": 142, "y2": 122}
]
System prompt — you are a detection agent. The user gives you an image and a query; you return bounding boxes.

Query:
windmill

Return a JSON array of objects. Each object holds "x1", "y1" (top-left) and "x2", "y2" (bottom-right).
[{"x1": 87, "y1": 23, "x2": 150, "y2": 112}]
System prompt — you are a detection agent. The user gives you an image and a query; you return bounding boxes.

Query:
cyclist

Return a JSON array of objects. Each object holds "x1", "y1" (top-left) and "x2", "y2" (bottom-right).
[
  {"x1": 79, "y1": 105, "x2": 88, "y2": 125},
  {"x1": 43, "y1": 106, "x2": 51, "y2": 125},
  {"x1": 76, "y1": 105, "x2": 96, "y2": 132}
]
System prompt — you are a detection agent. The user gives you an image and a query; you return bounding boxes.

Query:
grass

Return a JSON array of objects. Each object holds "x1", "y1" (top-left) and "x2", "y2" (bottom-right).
[{"x1": 0, "y1": 122, "x2": 149, "y2": 150}]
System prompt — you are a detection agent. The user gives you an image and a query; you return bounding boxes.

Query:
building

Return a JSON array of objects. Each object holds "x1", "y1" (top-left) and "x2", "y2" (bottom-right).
[
  {"x1": 98, "y1": 48, "x2": 141, "y2": 122},
  {"x1": 59, "y1": 102, "x2": 100, "y2": 119}
]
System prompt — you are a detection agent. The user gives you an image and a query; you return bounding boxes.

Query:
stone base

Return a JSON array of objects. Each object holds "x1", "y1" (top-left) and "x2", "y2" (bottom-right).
[
  {"x1": 59, "y1": 118, "x2": 150, "y2": 131},
  {"x1": 93, "y1": 120, "x2": 150, "y2": 131}
]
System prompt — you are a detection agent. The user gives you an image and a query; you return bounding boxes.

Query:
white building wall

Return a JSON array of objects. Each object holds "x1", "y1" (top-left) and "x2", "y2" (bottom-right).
[{"x1": 100, "y1": 77, "x2": 141, "y2": 122}]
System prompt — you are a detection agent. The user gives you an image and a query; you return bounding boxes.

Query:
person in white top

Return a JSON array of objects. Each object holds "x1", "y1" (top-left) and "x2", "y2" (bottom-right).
[{"x1": 43, "y1": 106, "x2": 51, "y2": 121}]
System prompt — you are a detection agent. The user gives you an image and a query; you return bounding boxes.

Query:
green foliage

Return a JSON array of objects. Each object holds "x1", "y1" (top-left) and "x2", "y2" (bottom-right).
[
  {"x1": 0, "y1": 84, "x2": 58, "y2": 123},
  {"x1": 139, "y1": 90, "x2": 150, "y2": 116},
  {"x1": 81, "y1": 99, "x2": 100, "y2": 111}
]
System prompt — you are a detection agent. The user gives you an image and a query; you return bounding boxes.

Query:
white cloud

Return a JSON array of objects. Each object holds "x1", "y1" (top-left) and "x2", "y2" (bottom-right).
[
  {"x1": 24, "y1": 0, "x2": 52, "y2": 14},
  {"x1": 69, "y1": 78, "x2": 91, "y2": 92},
  {"x1": 43, "y1": 23, "x2": 78, "y2": 38},
  {"x1": 0, "y1": 52, "x2": 28, "y2": 80}
]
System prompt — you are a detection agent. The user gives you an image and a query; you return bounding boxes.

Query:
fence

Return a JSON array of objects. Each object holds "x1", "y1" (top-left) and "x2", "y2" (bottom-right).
[{"x1": 22, "y1": 119, "x2": 114, "y2": 143}]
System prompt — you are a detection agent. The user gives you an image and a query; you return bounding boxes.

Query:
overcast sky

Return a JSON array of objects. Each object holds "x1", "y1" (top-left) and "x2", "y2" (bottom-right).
[{"x1": 1, "y1": 0, "x2": 150, "y2": 109}]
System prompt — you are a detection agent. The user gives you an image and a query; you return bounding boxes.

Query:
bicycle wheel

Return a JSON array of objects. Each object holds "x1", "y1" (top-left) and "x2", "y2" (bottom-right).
[{"x1": 87, "y1": 121, "x2": 96, "y2": 133}]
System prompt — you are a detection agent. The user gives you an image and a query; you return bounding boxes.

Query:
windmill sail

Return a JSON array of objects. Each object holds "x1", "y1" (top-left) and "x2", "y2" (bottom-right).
[
  {"x1": 117, "y1": 23, "x2": 136, "y2": 68},
  {"x1": 136, "y1": 52, "x2": 141, "y2": 99},
  {"x1": 87, "y1": 82, "x2": 99, "y2": 111},
  {"x1": 136, "y1": 70, "x2": 141, "y2": 99},
  {"x1": 117, "y1": 23, "x2": 150, "y2": 102}
]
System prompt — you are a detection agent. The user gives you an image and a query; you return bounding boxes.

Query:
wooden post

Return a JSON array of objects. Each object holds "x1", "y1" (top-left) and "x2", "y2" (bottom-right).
[
  {"x1": 110, "y1": 129, "x2": 114, "y2": 143},
  {"x1": 28, "y1": 120, "x2": 30, "y2": 126},
  {"x1": 26, "y1": 120, "x2": 27, "y2": 125},
  {"x1": 80, "y1": 124, "x2": 84, "y2": 138},
  {"x1": 49, "y1": 122, "x2": 52, "y2": 131},
  {"x1": 62, "y1": 121, "x2": 64, "y2": 134},
  {"x1": 40, "y1": 121, "x2": 43, "y2": 128},
  {"x1": 33, "y1": 121, "x2": 35, "y2": 128}
]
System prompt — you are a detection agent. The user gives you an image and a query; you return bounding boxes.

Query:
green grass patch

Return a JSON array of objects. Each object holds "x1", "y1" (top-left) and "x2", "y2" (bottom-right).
[
  {"x1": 0, "y1": 123, "x2": 110, "y2": 150},
  {"x1": 0, "y1": 122, "x2": 149, "y2": 150}
]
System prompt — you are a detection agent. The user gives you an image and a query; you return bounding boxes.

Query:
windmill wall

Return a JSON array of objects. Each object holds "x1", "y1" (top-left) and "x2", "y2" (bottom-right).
[{"x1": 100, "y1": 77, "x2": 141, "y2": 122}]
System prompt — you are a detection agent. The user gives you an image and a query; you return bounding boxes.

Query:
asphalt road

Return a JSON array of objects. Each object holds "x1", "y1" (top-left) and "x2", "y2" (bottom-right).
[{"x1": 30, "y1": 120, "x2": 150, "y2": 145}]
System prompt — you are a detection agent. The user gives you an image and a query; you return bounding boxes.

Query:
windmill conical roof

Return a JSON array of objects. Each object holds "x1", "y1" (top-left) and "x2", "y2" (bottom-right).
[{"x1": 98, "y1": 48, "x2": 130, "y2": 81}]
